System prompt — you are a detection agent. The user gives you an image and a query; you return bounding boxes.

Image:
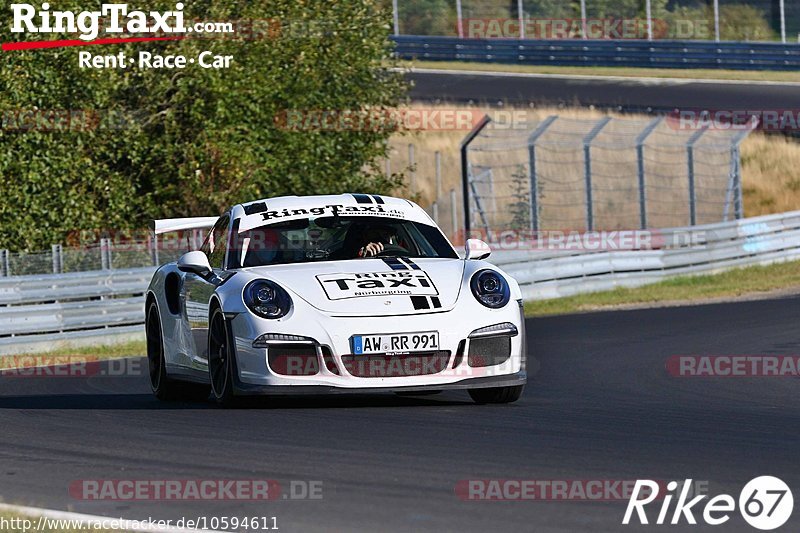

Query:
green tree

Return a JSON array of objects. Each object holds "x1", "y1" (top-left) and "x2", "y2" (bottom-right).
[{"x1": 0, "y1": 0, "x2": 407, "y2": 250}]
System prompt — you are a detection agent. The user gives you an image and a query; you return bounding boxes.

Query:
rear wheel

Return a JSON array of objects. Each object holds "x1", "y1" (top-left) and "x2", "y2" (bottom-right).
[
  {"x1": 208, "y1": 307, "x2": 237, "y2": 407},
  {"x1": 146, "y1": 301, "x2": 210, "y2": 402},
  {"x1": 468, "y1": 385, "x2": 524, "y2": 404}
]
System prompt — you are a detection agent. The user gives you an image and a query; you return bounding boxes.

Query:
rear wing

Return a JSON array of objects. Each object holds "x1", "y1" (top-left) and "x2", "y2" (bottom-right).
[{"x1": 152, "y1": 217, "x2": 219, "y2": 236}]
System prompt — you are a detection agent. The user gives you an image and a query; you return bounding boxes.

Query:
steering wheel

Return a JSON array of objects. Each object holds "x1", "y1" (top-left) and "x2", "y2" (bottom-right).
[{"x1": 373, "y1": 244, "x2": 411, "y2": 257}]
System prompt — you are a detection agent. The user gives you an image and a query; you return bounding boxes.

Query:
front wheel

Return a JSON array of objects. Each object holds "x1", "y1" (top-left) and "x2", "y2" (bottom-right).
[{"x1": 468, "y1": 385, "x2": 524, "y2": 404}]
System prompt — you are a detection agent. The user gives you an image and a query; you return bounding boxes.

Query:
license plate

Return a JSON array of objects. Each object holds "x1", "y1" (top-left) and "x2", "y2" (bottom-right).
[{"x1": 352, "y1": 331, "x2": 439, "y2": 355}]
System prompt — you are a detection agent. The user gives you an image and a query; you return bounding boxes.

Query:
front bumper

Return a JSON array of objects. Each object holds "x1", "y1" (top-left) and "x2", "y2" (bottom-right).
[{"x1": 227, "y1": 301, "x2": 527, "y2": 395}]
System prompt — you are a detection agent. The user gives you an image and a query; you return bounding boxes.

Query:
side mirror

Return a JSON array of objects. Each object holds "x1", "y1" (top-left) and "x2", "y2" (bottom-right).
[
  {"x1": 465, "y1": 239, "x2": 491, "y2": 260},
  {"x1": 177, "y1": 251, "x2": 212, "y2": 275}
]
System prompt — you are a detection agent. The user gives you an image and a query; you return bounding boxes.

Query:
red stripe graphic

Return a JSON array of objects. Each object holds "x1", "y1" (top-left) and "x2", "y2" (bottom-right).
[{"x1": 2, "y1": 36, "x2": 184, "y2": 52}]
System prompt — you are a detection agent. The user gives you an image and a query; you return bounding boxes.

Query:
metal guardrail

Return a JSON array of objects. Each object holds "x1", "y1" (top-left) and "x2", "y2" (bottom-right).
[
  {"x1": 0, "y1": 268, "x2": 155, "y2": 355},
  {"x1": 2, "y1": 209, "x2": 800, "y2": 354},
  {"x1": 489, "y1": 210, "x2": 800, "y2": 300},
  {"x1": 393, "y1": 36, "x2": 800, "y2": 70}
]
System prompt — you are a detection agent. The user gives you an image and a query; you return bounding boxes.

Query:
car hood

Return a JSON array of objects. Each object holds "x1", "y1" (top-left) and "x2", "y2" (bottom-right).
[{"x1": 244, "y1": 258, "x2": 465, "y2": 316}]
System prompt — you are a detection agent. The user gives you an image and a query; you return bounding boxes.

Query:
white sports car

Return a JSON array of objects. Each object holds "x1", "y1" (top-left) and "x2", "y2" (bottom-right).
[{"x1": 146, "y1": 194, "x2": 527, "y2": 406}]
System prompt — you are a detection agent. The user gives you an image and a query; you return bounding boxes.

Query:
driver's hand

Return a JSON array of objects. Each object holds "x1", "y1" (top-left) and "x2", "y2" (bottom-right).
[{"x1": 359, "y1": 242, "x2": 384, "y2": 257}]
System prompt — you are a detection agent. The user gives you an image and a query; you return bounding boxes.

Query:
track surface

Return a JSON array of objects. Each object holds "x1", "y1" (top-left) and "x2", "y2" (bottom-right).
[
  {"x1": 408, "y1": 70, "x2": 800, "y2": 112},
  {"x1": 1, "y1": 296, "x2": 800, "y2": 532}
]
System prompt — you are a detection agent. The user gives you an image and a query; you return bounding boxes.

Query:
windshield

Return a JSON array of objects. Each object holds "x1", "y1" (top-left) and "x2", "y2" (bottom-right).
[{"x1": 232, "y1": 216, "x2": 457, "y2": 268}]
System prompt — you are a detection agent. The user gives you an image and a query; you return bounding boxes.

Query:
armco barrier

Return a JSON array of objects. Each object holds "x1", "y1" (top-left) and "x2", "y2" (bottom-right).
[
  {"x1": 490, "y1": 210, "x2": 800, "y2": 300},
  {"x1": 0, "y1": 268, "x2": 155, "y2": 355},
  {"x1": 393, "y1": 36, "x2": 800, "y2": 71},
  {"x1": 2, "y1": 210, "x2": 800, "y2": 354}
]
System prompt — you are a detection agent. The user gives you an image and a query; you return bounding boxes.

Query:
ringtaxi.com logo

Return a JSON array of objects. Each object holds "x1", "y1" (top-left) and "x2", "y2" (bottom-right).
[{"x1": 623, "y1": 477, "x2": 793, "y2": 530}]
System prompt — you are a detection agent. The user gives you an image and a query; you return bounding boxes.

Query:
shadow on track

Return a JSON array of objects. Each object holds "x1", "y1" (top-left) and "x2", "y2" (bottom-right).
[{"x1": 0, "y1": 392, "x2": 474, "y2": 410}]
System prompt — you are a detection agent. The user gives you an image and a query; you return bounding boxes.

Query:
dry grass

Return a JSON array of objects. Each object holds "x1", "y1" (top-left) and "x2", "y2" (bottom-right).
[{"x1": 387, "y1": 104, "x2": 800, "y2": 229}]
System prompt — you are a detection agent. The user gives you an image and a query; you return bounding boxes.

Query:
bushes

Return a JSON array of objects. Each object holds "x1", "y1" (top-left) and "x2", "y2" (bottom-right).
[{"x1": 0, "y1": 0, "x2": 407, "y2": 250}]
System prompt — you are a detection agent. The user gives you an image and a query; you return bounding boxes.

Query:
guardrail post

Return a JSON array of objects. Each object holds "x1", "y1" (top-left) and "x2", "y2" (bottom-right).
[
  {"x1": 392, "y1": 0, "x2": 399, "y2": 36},
  {"x1": 527, "y1": 116, "x2": 558, "y2": 233},
  {"x1": 583, "y1": 117, "x2": 612, "y2": 231},
  {"x1": 0, "y1": 250, "x2": 8, "y2": 277},
  {"x1": 460, "y1": 114, "x2": 492, "y2": 236},
  {"x1": 51, "y1": 244, "x2": 63, "y2": 274},
  {"x1": 686, "y1": 126, "x2": 709, "y2": 226},
  {"x1": 635, "y1": 117, "x2": 663, "y2": 229}
]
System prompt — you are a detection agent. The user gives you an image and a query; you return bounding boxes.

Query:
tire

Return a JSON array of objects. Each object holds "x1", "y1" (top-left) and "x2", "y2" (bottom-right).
[
  {"x1": 468, "y1": 385, "x2": 524, "y2": 404},
  {"x1": 208, "y1": 307, "x2": 237, "y2": 407},
  {"x1": 146, "y1": 301, "x2": 210, "y2": 402}
]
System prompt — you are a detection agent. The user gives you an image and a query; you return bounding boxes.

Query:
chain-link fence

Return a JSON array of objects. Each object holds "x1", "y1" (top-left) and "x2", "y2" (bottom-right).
[
  {"x1": 0, "y1": 234, "x2": 199, "y2": 277},
  {"x1": 463, "y1": 114, "x2": 755, "y2": 233},
  {"x1": 389, "y1": 0, "x2": 797, "y2": 42}
]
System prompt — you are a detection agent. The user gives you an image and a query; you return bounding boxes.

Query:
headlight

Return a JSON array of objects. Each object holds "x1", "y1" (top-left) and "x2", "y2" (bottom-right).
[
  {"x1": 470, "y1": 269, "x2": 510, "y2": 309},
  {"x1": 244, "y1": 280, "x2": 292, "y2": 319}
]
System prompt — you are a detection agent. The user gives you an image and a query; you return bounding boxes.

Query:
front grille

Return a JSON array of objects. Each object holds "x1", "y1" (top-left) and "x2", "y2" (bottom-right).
[
  {"x1": 340, "y1": 351, "x2": 450, "y2": 378},
  {"x1": 268, "y1": 344, "x2": 319, "y2": 376},
  {"x1": 468, "y1": 336, "x2": 511, "y2": 367}
]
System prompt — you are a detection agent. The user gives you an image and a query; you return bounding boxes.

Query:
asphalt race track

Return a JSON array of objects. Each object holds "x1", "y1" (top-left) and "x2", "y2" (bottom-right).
[
  {"x1": 408, "y1": 69, "x2": 800, "y2": 113},
  {"x1": 1, "y1": 296, "x2": 799, "y2": 532}
]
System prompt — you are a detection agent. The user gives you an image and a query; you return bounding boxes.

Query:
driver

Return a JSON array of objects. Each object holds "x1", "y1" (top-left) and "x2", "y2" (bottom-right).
[{"x1": 356, "y1": 224, "x2": 398, "y2": 258}]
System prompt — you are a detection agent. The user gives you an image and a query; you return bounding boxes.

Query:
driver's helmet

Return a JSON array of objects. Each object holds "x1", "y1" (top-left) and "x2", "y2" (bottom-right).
[{"x1": 360, "y1": 223, "x2": 397, "y2": 245}]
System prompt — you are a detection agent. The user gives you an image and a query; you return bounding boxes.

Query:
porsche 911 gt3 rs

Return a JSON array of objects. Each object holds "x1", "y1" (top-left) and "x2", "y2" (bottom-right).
[{"x1": 145, "y1": 194, "x2": 527, "y2": 406}]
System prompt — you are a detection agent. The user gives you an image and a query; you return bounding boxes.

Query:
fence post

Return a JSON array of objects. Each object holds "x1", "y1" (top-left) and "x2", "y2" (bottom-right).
[
  {"x1": 450, "y1": 188, "x2": 458, "y2": 242},
  {"x1": 517, "y1": 0, "x2": 525, "y2": 38},
  {"x1": 527, "y1": 116, "x2": 558, "y2": 233},
  {"x1": 51, "y1": 244, "x2": 63, "y2": 274},
  {"x1": 635, "y1": 117, "x2": 663, "y2": 230},
  {"x1": 460, "y1": 115, "x2": 492, "y2": 237},
  {"x1": 392, "y1": 0, "x2": 399, "y2": 36},
  {"x1": 580, "y1": 0, "x2": 587, "y2": 39},
  {"x1": 583, "y1": 117, "x2": 612, "y2": 231},
  {"x1": 686, "y1": 126, "x2": 709, "y2": 226},
  {"x1": 100, "y1": 238, "x2": 109, "y2": 270},
  {"x1": 0, "y1": 249, "x2": 8, "y2": 277},
  {"x1": 408, "y1": 143, "x2": 416, "y2": 193},
  {"x1": 456, "y1": 0, "x2": 464, "y2": 38},
  {"x1": 151, "y1": 233, "x2": 160, "y2": 266},
  {"x1": 728, "y1": 120, "x2": 755, "y2": 220},
  {"x1": 435, "y1": 151, "x2": 442, "y2": 202}
]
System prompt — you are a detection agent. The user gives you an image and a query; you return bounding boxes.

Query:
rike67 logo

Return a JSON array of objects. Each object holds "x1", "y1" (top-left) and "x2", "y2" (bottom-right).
[{"x1": 624, "y1": 477, "x2": 793, "y2": 530}]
